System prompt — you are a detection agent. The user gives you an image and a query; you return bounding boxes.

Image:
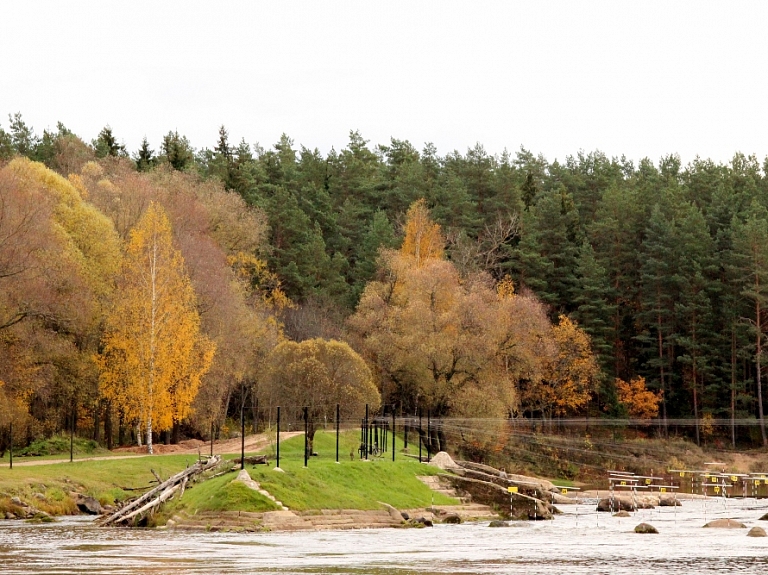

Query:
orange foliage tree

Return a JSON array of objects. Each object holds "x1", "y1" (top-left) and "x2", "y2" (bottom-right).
[
  {"x1": 98, "y1": 202, "x2": 215, "y2": 453},
  {"x1": 615, "y1": 376, "x2": 661, "y2": 419}
]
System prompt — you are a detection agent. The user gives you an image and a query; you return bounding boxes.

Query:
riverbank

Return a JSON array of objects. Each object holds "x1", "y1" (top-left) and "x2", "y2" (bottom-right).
[{"x1": 1, "y1": 431, "x2": 500, "y2": 528}]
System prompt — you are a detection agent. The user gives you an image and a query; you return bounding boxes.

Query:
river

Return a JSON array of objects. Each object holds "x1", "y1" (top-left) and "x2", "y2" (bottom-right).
[{"x1": 2, "y1": 498, "x2": 767, "y2": 574}]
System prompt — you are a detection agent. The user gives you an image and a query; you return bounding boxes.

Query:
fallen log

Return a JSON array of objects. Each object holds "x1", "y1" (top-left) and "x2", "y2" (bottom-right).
[
  {"x1": 233, "y1": 455, "x2": 269, "y2": 465},
  {"x1": 98, "y1": 455, "x2": 221, "y2": 526}
]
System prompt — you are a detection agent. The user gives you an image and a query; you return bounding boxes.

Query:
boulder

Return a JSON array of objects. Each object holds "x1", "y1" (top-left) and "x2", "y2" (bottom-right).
[
  {"x1": 10, "y1": 497, "x2": 23, "y2": 507},
  {"x1": 442, "y1": 474, "x2": 554, "y2": 520},
  {"x1": 442, "y1": 514, "x2": 462, "y2": 524},
  {"x1": 489, "y1": 520, "x2": 509, "y2": 527},
  {"x1": 659, "y1": 495, "x2": 682, "y2": 507},
  {"x1": 400, "y1": 511, "x2": 410, "y2": 521},
  {"x1": 5, "y1": 512, "x2": 15, "y2": 520},
  {"x1": 747, "y1": 526, "x2": 767, "y2": 537},
  {"x1": 412, "y1": 516, "x2": 433, "y2": 527},
  {"x1": 759, "y1": 513, "x2": 768, "y2": 521},
  {"x1": 613, "y1": 511, "x2": 631, "y2": 518},
  {"x1": 428, "y1": 452, "x2": 461, "y2": 471},
  {"x1": 704, "y1": 519, "x2": 747, "y2": 529},
  {"x1": 597, "y1": 497, "x2": 648, "y2": 512},
  {"x1": 510, "y1": 492, "x2": 553, "y2": 521},
  {"x1": 380, "y1": 503, "x2": 404, "y2": 522},
  {"x1": 634, "y1": 523, "x2": 658, "y2": 534},
  {"x1": 76, "y1": 495, "x2": 103, "y2": 515}
]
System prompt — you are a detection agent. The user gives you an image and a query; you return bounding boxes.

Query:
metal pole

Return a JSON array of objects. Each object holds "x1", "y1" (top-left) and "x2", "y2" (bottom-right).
[
  {"x1": 276, "y1": 406, "x2": 281, "y2": 468},
  {"x1": 364, "y1": 404, "x2": 369, "y2": 460},
  {"x1": 419, "y1": 409, "x2": 422, "y2": 462},
  {"x1": 9, "y1": 422, "x2": 12, "y2": 470},
  {"x1": 392, "y1": 408, "x2": 396, "y2": 462},
  {"x1": 427, "y1": 409, "x2": 431, "y2": 463},
  {"x1": 336, "y1": 403, "x2": 340, "y2": 463},
  {"x1": 404, "y1": 406, "x2": 408, "y2": 448},
  {"x1": 303, "y1": 406, "x2": 309, "y2": 467},
  {"x1": 241, "y1": 398, "x2": 246, "y2": 471},
  {"x1": 70, "y1": 407, "x2": 75, "y2": 463}
]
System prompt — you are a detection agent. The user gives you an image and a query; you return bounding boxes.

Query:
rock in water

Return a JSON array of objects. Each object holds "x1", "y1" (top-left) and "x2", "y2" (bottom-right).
[
  {"x1": 489, "y1": 520, "x2": 509, "y2": 527},
  {"x1": 76, "y1": 495, "x2": 103, "y2": 515},
  {"x1": 748, "y1": 526, "x2": 767, "y2": 537},
  {"x1": 634, "y1": 523, "x2": 658, "y2": 534},
  {"x1": 759, "y1": 513, "x2": 768, "y2": 521},
  {"x1": 442, "y1": 514, "x2": 462, "y2": 524},
  {"x1": 658, "y1": 495, "x2": 682, "y2": 507},
  {"x1": 703, "y1": 519, "x2": 746, "y2": 529},
  {"x1": 613, "y1": 511, "x2": 631, "y2": 518}
]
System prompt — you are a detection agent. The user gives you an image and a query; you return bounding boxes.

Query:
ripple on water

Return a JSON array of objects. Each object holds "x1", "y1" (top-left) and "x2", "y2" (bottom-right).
[{"x1": 1, "y1": 500, "x2": 768, "y2": 574}]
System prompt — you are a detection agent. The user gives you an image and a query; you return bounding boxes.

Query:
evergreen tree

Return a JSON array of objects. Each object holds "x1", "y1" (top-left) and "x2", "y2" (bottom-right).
[
  {"x1": 134, "y1": 137, "x2": 155, "y2": 172},
  {"x1": 93, "y1": 125, "x2": 126, "y2": 158}
]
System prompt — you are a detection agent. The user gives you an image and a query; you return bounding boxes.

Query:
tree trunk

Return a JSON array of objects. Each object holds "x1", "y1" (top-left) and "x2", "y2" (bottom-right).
[
  {"x1": 171, "y1": 421, "x2": 180, "y2": 444},
  {"x1": 657, "y1": 311, "x2": 668, "y2": 439},
  {"x1": 146, "y1": 418, "x2": 153, "y2": 454},
  {"x1": 93, "y1": 403, "x2": 101, "y2": 444},
  {"x1": 756, "y1": 296, "x2": 767, "y2": 446},
  {"x1": 105, "y1": 403, "x2": 113, "y2": 451},
  {"x1": 731, "y1": 329, "x2": 736, "y2": 449},
  {"x1": 118, "y1": 412, "x2": 125, "y2": 447}
]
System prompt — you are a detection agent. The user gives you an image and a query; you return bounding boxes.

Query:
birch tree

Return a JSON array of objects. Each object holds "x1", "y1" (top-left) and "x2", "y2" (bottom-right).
[{"x1": 98, "y1": 202, "x2": 214, "y2": 453}]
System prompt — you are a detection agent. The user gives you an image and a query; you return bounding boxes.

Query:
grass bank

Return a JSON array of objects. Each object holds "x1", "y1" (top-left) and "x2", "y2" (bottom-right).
[{"x1": 1, "y1": 430, "x2": 456, "y2": 519}]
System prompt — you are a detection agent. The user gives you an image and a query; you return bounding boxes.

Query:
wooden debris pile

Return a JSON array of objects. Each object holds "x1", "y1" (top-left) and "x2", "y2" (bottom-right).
[{"x1": 98, "y1": 455, "x2": 221, "y2": 526}]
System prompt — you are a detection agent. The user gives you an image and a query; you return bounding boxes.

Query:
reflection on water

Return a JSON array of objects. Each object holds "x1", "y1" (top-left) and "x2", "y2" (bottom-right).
[{"x1": 1, "y1": 498, "x2": 768, "y2": 574}]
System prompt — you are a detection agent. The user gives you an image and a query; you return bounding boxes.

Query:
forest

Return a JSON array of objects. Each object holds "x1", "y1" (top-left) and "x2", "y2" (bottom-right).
[{"x1": 1, "y1": 112, "x2": 768, "y2": 455}]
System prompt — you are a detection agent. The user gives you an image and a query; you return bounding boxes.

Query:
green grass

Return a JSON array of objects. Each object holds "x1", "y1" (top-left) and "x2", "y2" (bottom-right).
[
  {"x1": 231, "y1": 430, "x2": 457, "y2": 511},
  {"x1": 1, "y1": 430, "x2": 458, "y2": 517},
  {"x1": 167, "y1": 473, "x2": 279, "y2": 513},
  {"x1": 0, "y1": 454, "x2": 201, "y2": 508}
]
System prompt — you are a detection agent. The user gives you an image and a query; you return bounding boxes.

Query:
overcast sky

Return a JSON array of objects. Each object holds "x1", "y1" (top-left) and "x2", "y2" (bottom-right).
[{"x1": 2, "y1": 1, "x2": 766, "y2": 166}]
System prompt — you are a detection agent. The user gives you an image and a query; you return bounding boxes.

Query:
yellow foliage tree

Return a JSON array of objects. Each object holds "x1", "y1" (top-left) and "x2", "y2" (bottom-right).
[
  {"x1": 524, "y1": 315, "x2": 600, "y2": 418},
  {"x1": 98, "y1": 202, "x2": 215, "y2": 453},
  {"x1": 400, "y1": 199, "x2": 444, "y2": 266},
  {"x1": 616, "y1": 376, "x2": 661, "y2": 419},
  {"x1": 261, "y1": 338, "x2": 380, "y2": 453}
]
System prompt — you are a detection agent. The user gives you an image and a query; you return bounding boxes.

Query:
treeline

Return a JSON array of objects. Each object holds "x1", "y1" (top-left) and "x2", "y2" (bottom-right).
[{"x1": 2, "y1": 113, "x2": 768, "y2": 449}]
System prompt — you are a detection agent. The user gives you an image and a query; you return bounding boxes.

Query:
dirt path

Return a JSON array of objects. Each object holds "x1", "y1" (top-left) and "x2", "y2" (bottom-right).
[{"x1": 2, "y1": 432, "x2": 303, "y2": 467}]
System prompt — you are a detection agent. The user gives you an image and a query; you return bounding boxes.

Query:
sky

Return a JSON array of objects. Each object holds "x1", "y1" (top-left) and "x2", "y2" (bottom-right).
[{"x1": 2, "y1": 1, "x2": 767, "y2": 166}]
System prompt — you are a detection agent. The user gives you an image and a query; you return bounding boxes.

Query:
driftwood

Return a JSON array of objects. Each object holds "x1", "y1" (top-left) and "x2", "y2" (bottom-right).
[
  {"x1": 98, "y1": 455, "x2": 221, "y2": 526},
  {"x1": 233, "y1": 455, "x2": 269, "y2": 465}
]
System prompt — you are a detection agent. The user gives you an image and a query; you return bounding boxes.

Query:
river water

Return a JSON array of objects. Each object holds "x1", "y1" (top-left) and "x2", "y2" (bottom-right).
[{"x1": 2, "y1": 498, "x2": 767, "y2": 574}]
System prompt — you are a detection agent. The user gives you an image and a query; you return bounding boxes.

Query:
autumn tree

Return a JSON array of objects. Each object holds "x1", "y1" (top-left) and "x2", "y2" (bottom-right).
[
  {"x1": 261, "y1": 338, "x2": 380, "y2": 453},
  {"x1": 520, "y1": 316, "x2": 600, "y2": 418},
  {"x1": 98, "y1": 202, "x2": 214, "y2": 453},
  {"x1": 616, "y1": 376, "x2": 661, "y2": 419}
]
